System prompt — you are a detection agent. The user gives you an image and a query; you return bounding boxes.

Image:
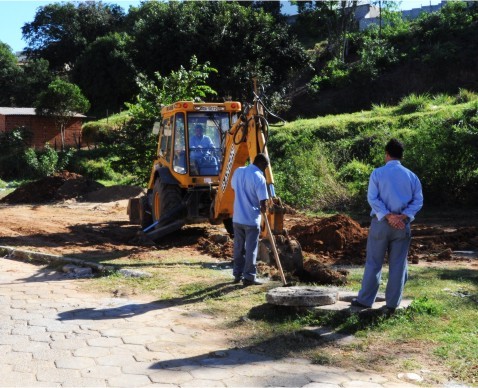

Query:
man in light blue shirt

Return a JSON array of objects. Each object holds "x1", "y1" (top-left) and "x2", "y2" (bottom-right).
[
  {"x1": 231, "y1": 153, "x2": 270, "y2": 286},
  {"x1": 352, "y1": 138, "x2": 423, "y2": 313}
]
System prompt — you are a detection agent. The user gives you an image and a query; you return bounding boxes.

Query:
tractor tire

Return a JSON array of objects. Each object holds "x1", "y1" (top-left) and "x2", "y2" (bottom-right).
[{"x1": 152, "y1": 178, "x2": 183, "y2": 223}]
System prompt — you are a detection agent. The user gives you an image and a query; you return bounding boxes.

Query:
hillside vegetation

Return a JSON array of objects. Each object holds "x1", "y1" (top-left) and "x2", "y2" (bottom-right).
[{"x1": 270, "y1": 90, "x2": 478, "y2": 212}]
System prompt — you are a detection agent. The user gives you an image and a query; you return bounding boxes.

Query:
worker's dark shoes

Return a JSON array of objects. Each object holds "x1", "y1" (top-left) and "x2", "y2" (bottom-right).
[
  {"x1": 384, "y1": 306, "x2": 396, "y2": 315},
  {"x1": 243, "y1": 278, "x2": 263, "y2": 286},
  {"x1": 233, "y1": 276, "x2": 243, "y2": 284},
  {"x1": 351, "y1": 298, "x2": 371, "y2": 309}
]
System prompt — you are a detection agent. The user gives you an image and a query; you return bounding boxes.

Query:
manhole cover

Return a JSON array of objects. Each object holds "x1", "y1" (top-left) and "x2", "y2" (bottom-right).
[{"x1": 266, "y1": 286, "x2": 338, "y2": 307}]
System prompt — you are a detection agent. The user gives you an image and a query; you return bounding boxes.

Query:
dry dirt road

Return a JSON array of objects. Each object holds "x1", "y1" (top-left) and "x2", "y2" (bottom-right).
[
  {"x1": 0, "y1": 197, "x2": 477, "y2": 278},
  {"x1": 1, "y1": 173, "x2": 477, "y2": 271}
]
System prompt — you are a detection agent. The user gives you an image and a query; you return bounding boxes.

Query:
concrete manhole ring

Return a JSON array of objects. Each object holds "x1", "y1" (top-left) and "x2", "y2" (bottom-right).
[{"x1": 266, "y1": 286, "x2": 339, "y2": 307}]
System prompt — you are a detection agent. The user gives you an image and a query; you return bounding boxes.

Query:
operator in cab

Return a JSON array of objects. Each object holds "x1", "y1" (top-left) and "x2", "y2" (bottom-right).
[
  {"x1": 189, "y1": 124, "x2": 216, "y2": 174},
  {"x1": 190, "y1": 124, "x2": 214, "y2": 150}
]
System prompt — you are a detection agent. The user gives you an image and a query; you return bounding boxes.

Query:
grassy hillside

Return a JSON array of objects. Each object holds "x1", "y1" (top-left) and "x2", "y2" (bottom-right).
[{"x1": 270, "y1": 90, "x2": 478, "y2": 212}]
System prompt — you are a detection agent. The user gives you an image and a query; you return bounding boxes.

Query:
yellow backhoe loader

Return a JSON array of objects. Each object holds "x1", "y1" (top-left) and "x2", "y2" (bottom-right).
[{"x1": 128, "y1": 87, "x2": 303, "y2": 274}]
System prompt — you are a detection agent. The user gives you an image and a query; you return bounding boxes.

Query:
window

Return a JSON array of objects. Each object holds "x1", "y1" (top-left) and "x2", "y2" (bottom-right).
[
  {"x1": 173, "y1": 113, "x2": 186, "y2": 174},
  {"x1": 187, "y1": 112, "x2": 230, "y2": 176},
  {"x1": 159, "y1": 117, "x2": 172, "y2": 162}
]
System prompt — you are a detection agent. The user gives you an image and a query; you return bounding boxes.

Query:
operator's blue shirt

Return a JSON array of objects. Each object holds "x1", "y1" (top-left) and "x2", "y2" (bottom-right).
[
  {"x1": 190, "y1": 135, "x2": 214, "y2": 149},
  {"x1": 368, "y1": 160, "x2": 423, "y2": 222},
  {"x1": 231, "y1": 164, "x2": 269, "y2": 227}
]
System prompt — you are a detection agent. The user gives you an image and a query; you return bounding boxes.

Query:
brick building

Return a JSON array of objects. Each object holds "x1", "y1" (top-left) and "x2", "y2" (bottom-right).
[{"x1": 0, "y1": 107, "x2": 85, "y2": 149}]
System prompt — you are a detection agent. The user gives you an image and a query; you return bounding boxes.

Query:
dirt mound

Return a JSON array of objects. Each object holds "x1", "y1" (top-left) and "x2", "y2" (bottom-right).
[
  {"x1": 289, "y1": 214, "x2": 368, "y2": 266},
  {"x1": 197, "y1": 235, "x2": 234, "y2": 260},
  {"x1": 302, "y1": 258, "x2": 349, "y2": 285},
  {"x1": 0, "y1": 171, "x2": 104, "y2": 204},
  {"x1": 290, "y1": 214, "x2": 367, "y2": 252},
  {"x1": 82, "y1": 185, "x2": 145, "y2": 202}
]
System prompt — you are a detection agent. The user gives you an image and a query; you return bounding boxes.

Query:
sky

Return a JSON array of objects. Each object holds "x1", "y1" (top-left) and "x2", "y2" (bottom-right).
[{"x1": 0, "y1": 0, "x2": 443, "y2": 53}]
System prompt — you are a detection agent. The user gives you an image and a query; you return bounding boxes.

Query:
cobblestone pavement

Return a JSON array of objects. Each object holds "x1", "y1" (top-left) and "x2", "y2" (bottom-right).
[{"x1": 0, "y1": 258, "x2": 418, "y2": 388}]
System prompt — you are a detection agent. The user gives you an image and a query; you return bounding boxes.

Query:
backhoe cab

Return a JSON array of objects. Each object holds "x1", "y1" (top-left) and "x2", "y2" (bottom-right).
[{"x1": 128, "y1": 95, "x2": 303, "y2": 275}]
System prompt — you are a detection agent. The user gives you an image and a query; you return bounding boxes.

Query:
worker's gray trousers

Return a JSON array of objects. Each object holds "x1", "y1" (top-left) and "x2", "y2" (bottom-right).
[
  {"x1": 357, "y1": 217, "x2": 412, "y2": 308},
  {"x1": 232, "y1": 222, "x2": 260, "y2": 281}
]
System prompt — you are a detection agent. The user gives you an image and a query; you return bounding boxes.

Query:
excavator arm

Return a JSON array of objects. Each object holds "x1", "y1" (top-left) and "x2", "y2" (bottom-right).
[{"x1": 211, "y1": 87, "x2": 303, "y2": 274}]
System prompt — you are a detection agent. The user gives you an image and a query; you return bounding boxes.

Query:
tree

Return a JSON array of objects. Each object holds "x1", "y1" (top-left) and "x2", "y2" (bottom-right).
[
  {"x1": 22, "y1": 2, "x2": 125, "y2": 70},
  {"x1": 14, "y1": 59, "x2": 54, "y2": 106},
  {"x1": 35, "y1": 79, "x2": 90, "y2": 150},
  {"x1": 72, "y1": 32, "x2": 138, "y2": 117},
  {"x1": 117, "y1": 56, "x2": 217, "y2": 184},
  {"x1": 127, "y1": 1, "x2": 307, "y2": 100},
  {"x1": 0, "y1": 42, "x2": 21, "y2": 105}
]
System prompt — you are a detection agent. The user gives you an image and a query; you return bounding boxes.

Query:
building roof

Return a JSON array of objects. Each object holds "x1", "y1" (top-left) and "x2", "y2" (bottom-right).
[{"x1": 0, "y1": 107, "x2": 86, "y2": 118}]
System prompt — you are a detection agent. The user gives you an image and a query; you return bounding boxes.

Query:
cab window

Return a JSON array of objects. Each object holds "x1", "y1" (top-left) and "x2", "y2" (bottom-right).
[
  {"x1": 173, "y1": 113, "x2": 186, "y2": 174},
  {"x1": 159, "y1": 117, "x2": 172, "y2": 162}
]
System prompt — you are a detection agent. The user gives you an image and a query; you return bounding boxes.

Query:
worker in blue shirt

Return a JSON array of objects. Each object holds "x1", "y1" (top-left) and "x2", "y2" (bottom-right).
[
  {"x1": 231, "y1": 153, "x2": 270, "y2": 286},
  {"x1": 352, "y1": 138, "x2": 423, "y2": 313}
]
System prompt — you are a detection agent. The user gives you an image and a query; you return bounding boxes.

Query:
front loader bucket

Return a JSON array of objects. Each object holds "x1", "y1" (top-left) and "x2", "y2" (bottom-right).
[
  {"x1": 144, "y1": 219, "x2": 186, "y2": 241},
  {"x1": 142, "y1": 203, "x2": 187, "y2": 242}
]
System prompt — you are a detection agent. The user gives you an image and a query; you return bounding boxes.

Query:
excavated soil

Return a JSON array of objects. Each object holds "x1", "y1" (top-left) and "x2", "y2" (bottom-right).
[{"x1": 1, "y1": 175, "x2": 477, "y2": 285}]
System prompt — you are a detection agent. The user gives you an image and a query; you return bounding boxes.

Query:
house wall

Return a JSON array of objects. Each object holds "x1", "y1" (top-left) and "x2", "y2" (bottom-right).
[{"x1": 0, "y1": 115, "x2": 82, "y2": 149}]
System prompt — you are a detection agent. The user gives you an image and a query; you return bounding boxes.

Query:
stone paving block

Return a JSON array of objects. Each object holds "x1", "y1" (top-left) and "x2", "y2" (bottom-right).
[
  {"x1": 115, "y1": 343, "x2": 149, "y2": 355},
  {"x1": 55, "y1": 356, "x2": 97, "y2": 370},
  {"x1": 31, "y1": 348, "x2": 72, "y2": 361},
  {"x1": 11, "y1": 324, "x2": 46, "y2": 336},
  {"x1": 149, "y1": 369, "x2": 194, "y2": 384},
  {"x1": 0, "y1": 363, "x2": 13, "y2": 374},
  {"x1": 302, "y1": 383, "x2": 340, "y2": 388},
  {"x1": 11, "y1": 339, "x2": 50, "y2": 353},
  {"x1": 98, "y1": 327, "x2": 138, "y2": 337},
  {"x1": 97, "y1": 354, "x2": 136, "y2": 367},
  {"x1": 190, "y1": 366, "x2": 235, "y2": 380},
  {"x1": 306, "y1": 371, "x2": 351, "y2": 384},
  {"x1": 107, "y1": 374, "x2": 152, "y2": 387},
  {"x1": 29, "y1": 332, "x2": 56, "y2": 342},
  {"x1": 133, "y1": 350, "x2": 173, "y2": 363},
  {"x1": 86, "y1": 336, "x2": 124, "y2": 347},
  {"x1": 223, "y1": 375, "x2": 266, "y2": 387},
  {"x1": 181, "y1": 379, "x2": 226, "y2": 387},
  {"x1": 0, "y1": 370, "x2": 38, "y2": 387},
  {"x1": 265, "y1": 374, "x2": 312, "y2": 387},
  {"x1": 73, "y1": 345, "x2": 111, "y2": 358},
  {"x1": 122, "y1": 361, "x2": 165, "y2": 376},
  {"x1": 36, "y1": 367, "x2": 82, "y2": 383},
  {"x1": 232, "y1": 363, "x2": 278, "y2": 377},
  {"x1": 61, "y1": 377, "x2": 108, "y2": 387},
  {"x1": 272, "y1": 361, "x2": 314, "y2": 374},
  {"x1": 122, "y1": 334, "x2": 165, "y2": 345},
  {"x1": 342, "y1": 381, "x2": 384, "y2": 388},
  {"x1": 0, "y1": 333, "x2": 29, "y2": 345},
  {"x1": 50, "y1": 338, "x2": 89, "y2": 350},
  {"x1": 12, "y1": 359, "x2": 53, "y2": 374},
  {"x1": 81, "y1": 365, "x2": 122, "y2": 379},
  {"x1": 343, "y1": 371, "x2": 390, "y2": 384},
  {"x1": 1, "y1": 350, "x2": 32, "y2": 365},
  {"x1": 383, "y1": 382, "x2": 418, "y2": 388}
]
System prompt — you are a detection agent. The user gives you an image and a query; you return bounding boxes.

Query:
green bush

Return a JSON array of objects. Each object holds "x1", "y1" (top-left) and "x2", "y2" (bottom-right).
[
  {"x1": 22, "y1": 145, "x2": 74, "y2": 178},
  {"x1": 0, "y1": 179, "x2": 6, "y2": 189},
  {"x1": 72, "y1": 156, "x2": 122, "y2": 181},
  {"x1": 274, "y1": 143, "x2": 350, "y2": 211},
  {"x1": 338, "y1": 160, "x2": 373, "y2": 195},
  {"x1": 0, "y1": 127, "x2": 32, "y2": 179}
]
